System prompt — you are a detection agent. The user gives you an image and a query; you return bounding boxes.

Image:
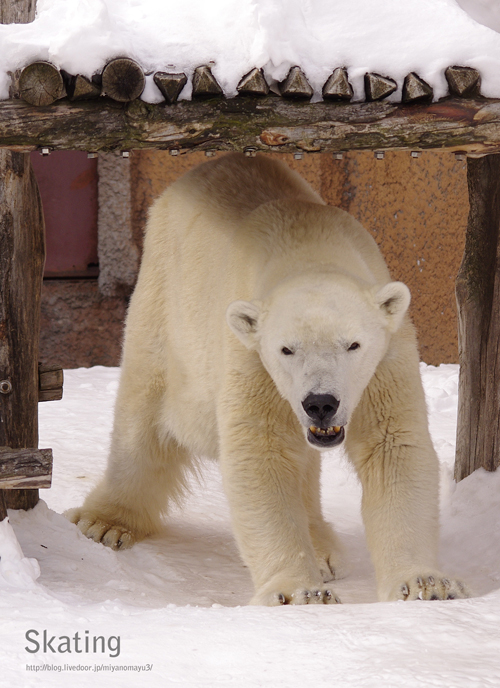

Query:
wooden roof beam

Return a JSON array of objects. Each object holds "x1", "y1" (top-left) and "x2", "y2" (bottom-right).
[{"x1": 1, "y1": 96, "x2": 500, "y2": 156}]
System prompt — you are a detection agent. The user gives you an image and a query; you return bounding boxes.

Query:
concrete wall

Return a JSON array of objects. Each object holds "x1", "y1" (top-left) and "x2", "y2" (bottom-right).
[
  {"x1": 40, "y1": 280, "x2": 126, "y2": 368},
  {"x1": 39, "y1": 149, "x2": 468, "y2": 368}
]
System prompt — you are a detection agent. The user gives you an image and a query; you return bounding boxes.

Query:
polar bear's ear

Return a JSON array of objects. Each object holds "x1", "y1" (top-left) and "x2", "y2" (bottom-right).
[
  {"x1": 226, "y1": 300, "x2": 262, "y2": 349},
  {"x1": 374, "y1": 282, "x2": 411, "y2": 333}
]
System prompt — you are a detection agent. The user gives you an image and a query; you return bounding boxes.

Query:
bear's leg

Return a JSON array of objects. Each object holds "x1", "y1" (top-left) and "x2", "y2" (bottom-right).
[
  {"x1": 302, "y1": 448, "x2": 349, "y2": 582},
  {"x1": 66, "y1": 377, "x2": 193, "y2": 550},
  {"x1": 345, "y1": 322, "x2": 469, "y2": 601},
  {"x1": 218, "y1": 373, "x2": 341, "y2": 606}
]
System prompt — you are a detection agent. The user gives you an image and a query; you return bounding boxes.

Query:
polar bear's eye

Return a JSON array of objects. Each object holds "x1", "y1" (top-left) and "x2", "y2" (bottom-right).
[
  {"x1": 281, "y1": 347, "x2": 294, "y2": 356},
  {"x1": 348, "y1": 342, "x2": 360, "y2": 351}
]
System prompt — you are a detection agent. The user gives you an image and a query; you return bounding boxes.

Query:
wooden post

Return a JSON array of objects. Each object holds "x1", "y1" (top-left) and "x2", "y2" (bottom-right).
[
  {"x1": 0, "y1": 0, "x2": 45, "y2": 512},
  {"x1": 0, "y1": 0, "x2": 35, "y2": 23},
  {"x1": 0, "y1": 151, "x2": 46, "y2": 510},
  {"x1": 455, "y1": 154, "x2": 500, "y2": 480}
]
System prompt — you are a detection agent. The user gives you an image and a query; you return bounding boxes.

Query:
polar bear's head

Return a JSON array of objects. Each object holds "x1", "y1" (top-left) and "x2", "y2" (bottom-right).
[{"x1": 226, "y1": 272, "x2": 410, "y2": 451}]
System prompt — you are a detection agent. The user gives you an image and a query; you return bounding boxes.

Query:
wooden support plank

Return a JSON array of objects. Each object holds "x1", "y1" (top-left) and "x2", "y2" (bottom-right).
[
  {"x1": 0, "y1": 448, "x2": 52, "y2": 489},
  {"x1": 38, "y1": 363, "x2": 63, "y2": 401},
  {"x1": 0, "y1": 150, "x2": 45, "y2": 511},
  {"x1": 0, "y1": 97, "x2": 499, "y2": 154},
  {"x1": 38, "y1": 363, "x2": 63, "y2": 390},
  {"x1": 455, "y1": 154, "x2": 500, "y2": 481}
]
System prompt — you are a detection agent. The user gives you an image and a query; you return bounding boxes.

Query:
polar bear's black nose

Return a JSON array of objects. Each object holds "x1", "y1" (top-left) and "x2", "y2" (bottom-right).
[{"x1": 302, "y1": 393, "x2": 340, "y2": 425}]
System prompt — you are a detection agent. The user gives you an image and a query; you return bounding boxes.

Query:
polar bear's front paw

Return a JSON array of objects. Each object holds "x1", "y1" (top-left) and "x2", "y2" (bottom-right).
[
  {"x1": 251, "y1": 583, "x2": 341, "y2": 606},
  {"x1": 64, "y1": 508, "x2": 136, "y2": 550},
  {"x1": 392, "y1": 574, "x2": 470, "y2": 601}
]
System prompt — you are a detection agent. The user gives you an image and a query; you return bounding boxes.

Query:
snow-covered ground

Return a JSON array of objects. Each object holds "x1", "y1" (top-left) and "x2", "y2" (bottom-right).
[
  {"x1": 2, "y1": 0, "x2": 500, "y2": 103},
  {"x1": 1, "y1": 363, "x2": 499, "y2": 686}
]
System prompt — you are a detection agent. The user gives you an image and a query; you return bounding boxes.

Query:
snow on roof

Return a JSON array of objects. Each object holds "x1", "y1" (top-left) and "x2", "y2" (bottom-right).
[{"x1": 1, "y1": 0, "x2": 500, "y2": 104}]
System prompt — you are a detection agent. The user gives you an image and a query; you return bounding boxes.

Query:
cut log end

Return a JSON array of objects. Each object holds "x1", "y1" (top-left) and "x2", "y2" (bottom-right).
[
  {"x1": 153, "y1": 72, "x2": 188, "y2": 104},
  {"x1": 102, "y1": 58, "x2": 145, "y2": 103},
  {"x1": 445, "y1": 66, "x2": 481, "y2": 99},
  {"x1": 237, "y1": 68, "x2": 269, "y2": 96},
  {"x1": 65, "y1": 74, "x2": 101, "y2": 101},
  {"x1": 364, "y1": 72, "x2": 397, "y2": 102},
  {"x1": 280, "y1": 66, "x2": 313, "y2": 100},
  {"x1": 402, "y1": 72, "x2": 433, "y2": 104},
  {"x1": 322, "y1": 68, "x2": 353, "y2": 102},
  {"x1": 19, "y1": 61, "x2": 66, "y2": 106},
  {"x1": 192, "y1": 65, "x2": 223, "y2": 99}
]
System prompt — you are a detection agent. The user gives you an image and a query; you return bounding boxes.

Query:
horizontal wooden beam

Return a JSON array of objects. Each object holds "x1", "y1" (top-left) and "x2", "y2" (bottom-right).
[
  {"x1": 1, "y1": 97, "x2": 500, "y2": 155},
  {"x1": 0, "y1": 447, "x2": 52, "y2": 489}
]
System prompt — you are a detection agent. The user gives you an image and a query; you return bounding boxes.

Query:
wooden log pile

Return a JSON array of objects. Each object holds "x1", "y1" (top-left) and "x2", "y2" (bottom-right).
[
  {"x1": 13, "y1": 58, "x2": 482, "y2": 108},
  {"x1": 2, "y1": 58, "x2": 495, "y2": 159}
]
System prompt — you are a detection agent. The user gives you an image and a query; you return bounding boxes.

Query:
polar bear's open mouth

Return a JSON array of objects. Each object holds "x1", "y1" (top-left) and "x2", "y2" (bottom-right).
[{"x1": 307, "y1": 425, "x2": 345, "y2": 448}]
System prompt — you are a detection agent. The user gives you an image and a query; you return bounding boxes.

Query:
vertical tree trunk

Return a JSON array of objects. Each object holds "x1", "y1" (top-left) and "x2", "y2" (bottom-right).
[
  {"x1": 455, "y1": 155, "x2": 500, "y2": 481},
  {"x1": 0, "y1": 0, "x2": 44, "y2": 514}
]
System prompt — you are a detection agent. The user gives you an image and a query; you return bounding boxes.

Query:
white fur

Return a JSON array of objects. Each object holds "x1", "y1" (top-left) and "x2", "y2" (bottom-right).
[{"x1": 66, "y1": 154, "x2": 468, "y2": 605}]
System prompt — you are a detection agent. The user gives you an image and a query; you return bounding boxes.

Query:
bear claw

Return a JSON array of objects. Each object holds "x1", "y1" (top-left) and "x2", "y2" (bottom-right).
[
  {"x1": 64, "y1": 509, "x2": 136, "y2": 551},
  {"x1": 396, "y1": 574, "x2": 470, "y2": 601},
  {"x1": 262, "y1": 587, "x2": 341, "y2": 606}
]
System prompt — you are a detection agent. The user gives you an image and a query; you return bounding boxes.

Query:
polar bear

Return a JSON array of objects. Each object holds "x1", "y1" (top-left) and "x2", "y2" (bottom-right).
[{"x1": 67, "y1": 153, "x2": 468, "y2": 605}]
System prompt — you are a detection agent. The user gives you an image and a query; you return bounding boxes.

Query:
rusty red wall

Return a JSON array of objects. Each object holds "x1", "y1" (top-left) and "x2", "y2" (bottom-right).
[{"x1": 30, "y1": 151, "x2": 98, "y2": 277}]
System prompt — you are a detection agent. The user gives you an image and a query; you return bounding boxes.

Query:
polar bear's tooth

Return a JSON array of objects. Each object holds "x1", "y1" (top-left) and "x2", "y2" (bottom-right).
[
  {"x1": 310, "y1": 425, "x2": 317, "y2": 433},
  {"x1": 333, "y1": 426, "x2": 341, "y2": 433}
]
